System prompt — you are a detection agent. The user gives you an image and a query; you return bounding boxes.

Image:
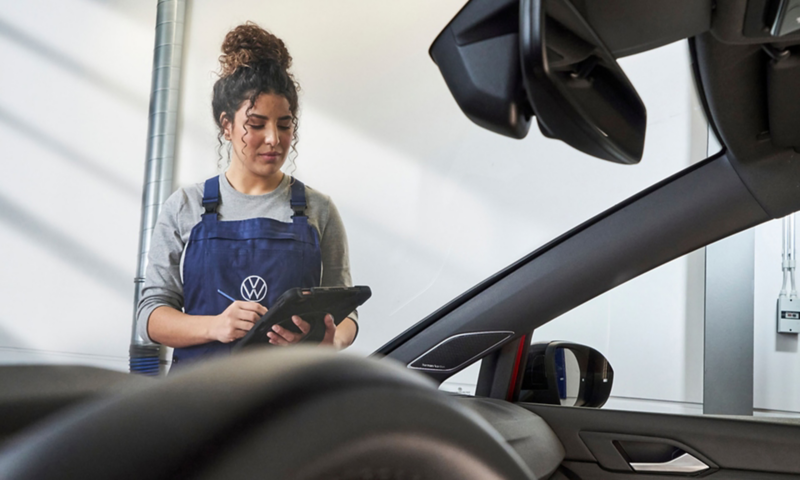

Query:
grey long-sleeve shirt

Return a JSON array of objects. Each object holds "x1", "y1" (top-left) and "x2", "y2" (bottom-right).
[{"x1": 136, "y1": 173, "x2": 355, "y2": 344}]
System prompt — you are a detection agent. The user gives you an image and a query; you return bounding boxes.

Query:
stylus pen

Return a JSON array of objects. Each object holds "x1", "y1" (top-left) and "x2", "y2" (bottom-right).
[{"x1": 217, "y1": 289, "x2": 236, "y2": 303}]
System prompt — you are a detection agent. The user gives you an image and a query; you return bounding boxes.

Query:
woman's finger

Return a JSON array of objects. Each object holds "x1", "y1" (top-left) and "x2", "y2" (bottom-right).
[
  {"x1": 235, "y1": 320, "x2": 254, "y2": 332},
  {"x1": 267, "y1": 331, "x2": 289, "y2": 346},
  {"x1": 292, "y1": 316, "x2": 311, "y2": 335},
  {"x1": 321, "y1": 314, "x2": 336, "y2": 345},
  {"x1": 232, "y1": 329, "x2": 247, "y2": 340},
  {"x1": 238, "y1": 302, "x2": 268, "y2": 315},
  {"x1": 272, "y1": 325, "x2": 297, "y2": 343}
]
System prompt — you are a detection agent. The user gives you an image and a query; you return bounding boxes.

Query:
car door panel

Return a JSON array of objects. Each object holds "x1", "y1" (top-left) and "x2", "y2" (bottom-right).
[
  {"x1": 560, "y1": 461, "x2": 800, "y2": 480},
  {"x1": 524, "y1": 404, "x2": 800, "y2": 478}
]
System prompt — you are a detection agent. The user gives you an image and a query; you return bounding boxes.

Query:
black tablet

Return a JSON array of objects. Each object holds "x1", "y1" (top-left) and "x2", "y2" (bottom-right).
[{"x1": 233, "y1": 286, "x2": 371, "y2": 350}]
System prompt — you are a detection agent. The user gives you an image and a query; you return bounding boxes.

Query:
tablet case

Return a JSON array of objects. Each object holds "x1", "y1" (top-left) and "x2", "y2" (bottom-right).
[{"x1": 233, "y1": 286, "x2": 371, "y2": 350}]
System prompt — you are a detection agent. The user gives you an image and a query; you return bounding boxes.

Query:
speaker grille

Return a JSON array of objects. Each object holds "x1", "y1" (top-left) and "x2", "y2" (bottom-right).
[{"x1": 409, "y1": 332, "x2": 513, "y2": 372}]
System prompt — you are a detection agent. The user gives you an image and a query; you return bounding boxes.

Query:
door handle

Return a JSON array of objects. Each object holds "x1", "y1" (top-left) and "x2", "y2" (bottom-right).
[{"x1": 630, "y1": 453, "x2": 709, "y2": 474}]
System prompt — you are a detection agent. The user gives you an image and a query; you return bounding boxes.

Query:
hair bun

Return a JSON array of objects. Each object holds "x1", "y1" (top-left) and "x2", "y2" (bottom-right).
[{"x1": 219, "y1": 22, "x2": 292, "y2": 77}]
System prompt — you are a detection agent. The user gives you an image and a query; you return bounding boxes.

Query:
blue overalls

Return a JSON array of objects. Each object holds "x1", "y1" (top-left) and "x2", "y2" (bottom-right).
[{"x1": 171, "y1": 176, "x2": 322, "y2": 369}]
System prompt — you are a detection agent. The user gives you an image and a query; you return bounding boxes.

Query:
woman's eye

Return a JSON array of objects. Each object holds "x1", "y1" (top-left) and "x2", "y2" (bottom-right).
[
  {"x1": 278, "y1": 125, "x2": 291, "y2": 131},
  {"x1": 247, "y1": 124, "x2": 266, "y2": 130}
]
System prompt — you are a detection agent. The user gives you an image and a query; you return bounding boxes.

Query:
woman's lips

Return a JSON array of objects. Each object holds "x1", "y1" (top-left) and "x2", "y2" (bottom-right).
[{"x1": 257, "y1": 152, "x2": 280, "y2": 160}]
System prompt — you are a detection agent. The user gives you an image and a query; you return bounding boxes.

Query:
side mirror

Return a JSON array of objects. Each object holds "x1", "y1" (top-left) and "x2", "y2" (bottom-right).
[
  {"x1": 519, "y1": 341, "x2": 614, "y2": 407},
  {"x1": 519, "y1": 0, "x2": 647, "y2": 164}
]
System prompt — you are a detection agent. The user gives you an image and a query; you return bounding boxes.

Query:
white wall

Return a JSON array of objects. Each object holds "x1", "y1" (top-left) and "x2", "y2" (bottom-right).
[
  {"x1": 0, "y1": 0, "x2": 155, "y2": 371},
  {"x1": 754, "y1": 219, "x2": 800, "y2": 416}
]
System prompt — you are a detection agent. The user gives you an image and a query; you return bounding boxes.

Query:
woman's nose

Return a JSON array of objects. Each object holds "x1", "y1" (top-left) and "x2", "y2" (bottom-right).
[{"x1": 264, "y1": 125, "x2": 280, "y2": 147}]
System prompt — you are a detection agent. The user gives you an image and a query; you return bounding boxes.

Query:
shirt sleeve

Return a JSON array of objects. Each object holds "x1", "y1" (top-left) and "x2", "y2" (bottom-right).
[
  {"x1": 319, "y1": 198, "x2": 359, "y2": 324},
  {"x1": 135, "y1": 189, "x2": 189, "y2": 344}
]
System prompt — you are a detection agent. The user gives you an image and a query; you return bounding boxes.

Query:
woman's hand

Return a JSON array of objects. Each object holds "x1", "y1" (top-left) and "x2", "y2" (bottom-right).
[
  {"x1": 211, "y1": 301, "x2": 267, "y2": 343},
  {"x1": 268, "y1": 314, "x2": 337, "y2": 346}
]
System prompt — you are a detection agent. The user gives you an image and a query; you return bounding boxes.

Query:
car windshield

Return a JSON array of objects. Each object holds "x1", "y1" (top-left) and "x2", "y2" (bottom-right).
[
  {"x1": 1, "y1": 2, "x2": 714, "y2": 369},
  {"x1": 9, "y1": 6, "x2": 800, "y2": 477}
]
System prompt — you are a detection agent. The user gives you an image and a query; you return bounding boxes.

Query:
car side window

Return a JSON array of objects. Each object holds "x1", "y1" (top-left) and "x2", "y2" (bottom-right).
[
  {"x1": 438, "y1": 361, "x2": 481, "y2": 396},
  {"x1": 533, "y1": 245, "x2": 705, "y2": 414},
  {"x1": 438, "y1": 247, "x2": 705, "y2": 404},
  {"x1": 438, "y1": 246, "x2": 705, "y2": 407},
  {"x1": 533, "y1": 220, "x2": 800, "y2": 417}
]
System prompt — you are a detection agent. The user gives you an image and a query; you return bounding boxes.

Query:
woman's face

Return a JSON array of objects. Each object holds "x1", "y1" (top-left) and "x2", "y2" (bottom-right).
[{"x1": 222, "y1": 92, "x2": 294, "y2": 180}]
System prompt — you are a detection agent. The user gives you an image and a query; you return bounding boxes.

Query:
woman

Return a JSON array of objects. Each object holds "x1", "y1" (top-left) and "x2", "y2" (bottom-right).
[{"x1": 136, "y1": 23, "x2": 358, "y2": 369}]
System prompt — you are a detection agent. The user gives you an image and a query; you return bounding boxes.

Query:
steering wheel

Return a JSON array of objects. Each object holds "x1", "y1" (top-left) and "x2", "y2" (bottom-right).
[{"x1": 0, "y1": 348, "x2": 535, "y2": 480}]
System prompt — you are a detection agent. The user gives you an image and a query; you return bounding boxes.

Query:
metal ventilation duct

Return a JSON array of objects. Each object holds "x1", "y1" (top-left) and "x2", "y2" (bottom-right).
[{"x1": 130, "y1": 0, "x2": 186, "y2": 375}]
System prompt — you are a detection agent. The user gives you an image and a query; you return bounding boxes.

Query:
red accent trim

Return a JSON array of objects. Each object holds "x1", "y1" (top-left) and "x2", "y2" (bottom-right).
[{"x1": 506, "y1": 335, "x2": 527, "y2": 401}]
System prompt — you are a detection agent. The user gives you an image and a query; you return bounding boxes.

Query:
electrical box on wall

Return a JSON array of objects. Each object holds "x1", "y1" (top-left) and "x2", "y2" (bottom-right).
[
  {"x1": 777, "y1": 214, "x2": 799, "y2": 334},
  {"x1": 778, "y1": 297, "x2": 800, "y2": 334}
]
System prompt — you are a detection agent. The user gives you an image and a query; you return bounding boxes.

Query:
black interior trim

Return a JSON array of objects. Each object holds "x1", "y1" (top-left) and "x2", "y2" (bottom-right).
[
  {"x1": 694, "y1": 31, "x2": 800, "y2": 217},
  {"x1": 455, "y1": 397, "x2": 565, "y2": 480},
  {"x1": 580, "y1": 0, "x2": 712, "y2": 57},
  {"x1": 473, "y1": 337, "x2": 523, "y2": 400},
  {"x1": 0, "y1": 366, "x2": 149, "y2": 446},
  {"x1": 688, "y1": 37, "x2": 726, "y2": 157},
  {"x1": 712, "y1": 0, "x2": 800, "y2": 44}
]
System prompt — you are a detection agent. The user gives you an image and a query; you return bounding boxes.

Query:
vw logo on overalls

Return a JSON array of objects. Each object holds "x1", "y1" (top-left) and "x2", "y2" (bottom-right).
[{"x1": 241, "y1": 275, "x2": 268, "y2": 302}]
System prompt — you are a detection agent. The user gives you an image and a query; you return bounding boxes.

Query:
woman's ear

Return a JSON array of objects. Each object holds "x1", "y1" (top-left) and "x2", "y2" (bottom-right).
[{"x1": 220, "y1": 113, "x2": 232, "y2": 141}]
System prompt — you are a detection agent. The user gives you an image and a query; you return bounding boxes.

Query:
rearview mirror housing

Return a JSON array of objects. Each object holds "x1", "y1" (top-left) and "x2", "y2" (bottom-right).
[{"x1": 429, "y1": 0, "x2": 533, "y2": 139}]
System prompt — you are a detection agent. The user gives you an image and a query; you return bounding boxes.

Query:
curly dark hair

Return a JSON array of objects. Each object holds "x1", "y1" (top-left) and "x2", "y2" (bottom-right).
[{"x1": 212, "y1": 22, "x2": 300, "y2": 168}]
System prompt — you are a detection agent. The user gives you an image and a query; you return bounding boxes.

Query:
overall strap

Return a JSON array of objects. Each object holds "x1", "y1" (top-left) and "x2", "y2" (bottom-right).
[
  {"x1": 290, "y1": 177, "x2": 308, "y2": 222},
  {"x1": 202, "y1": 176, "x2": 220, "y2": 220}
]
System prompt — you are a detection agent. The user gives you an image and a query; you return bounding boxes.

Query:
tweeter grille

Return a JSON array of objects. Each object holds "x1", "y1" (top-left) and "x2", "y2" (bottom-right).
[{"x1": 409, "y1": 331, "x2": 513, "y2": 372}]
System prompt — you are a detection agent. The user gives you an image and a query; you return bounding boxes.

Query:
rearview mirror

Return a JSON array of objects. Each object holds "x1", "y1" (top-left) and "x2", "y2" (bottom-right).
[
  {"x1": 519, "y1": 0, "x2": 647, "y2": 164},
  {"x1": 431, "y1": 0, "x2": 647, "y2": 163},
  {"x1": 519, "y1": 341, "x2": 614, "y2": 407}
]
